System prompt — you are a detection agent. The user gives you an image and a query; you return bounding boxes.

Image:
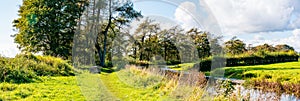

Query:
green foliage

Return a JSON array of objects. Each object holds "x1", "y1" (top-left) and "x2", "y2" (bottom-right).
[
  {"x1": 187, "y1": 28, "x2": 211, "y2": 58},
  {"x1": 0, "y1": 56, "x2": 38, "y2": 83},
  {"x1": 13, "y1": 0, "x2": 88, "y2": 59},
  {"x1": 91, "y1": 0, "x2": 142, "y2": 67},
  {"x1": 198, "y1": 51, "x2": 298, "y2": 72},
  {"x1": 226, "y1": 51, "x2": 298, "y2": 66},
  {"x1": 0, "y1": 54, "x2": 75, "y2": 83},
  {"x1": 224, "y1": 37, "x2": 247, "y2": 55},
  {"x1": 15, "y1": 54, "x2": 75, "y2": 76}
]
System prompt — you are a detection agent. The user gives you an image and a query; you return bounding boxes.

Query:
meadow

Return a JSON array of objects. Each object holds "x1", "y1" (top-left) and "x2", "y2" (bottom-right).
[
  {"x1": 224, "y1": 61, "x2": 300, "y2": 84},
  {"x1": 1, "y1": 53, "x2": 299, "y2": 100}
]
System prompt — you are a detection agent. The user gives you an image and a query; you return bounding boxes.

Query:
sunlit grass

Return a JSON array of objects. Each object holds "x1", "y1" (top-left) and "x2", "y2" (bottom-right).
[
  {"x1": 99, "y1": 68, "x2": 170, "y2": 100},
  {"x1": 0, "y1": 76, "x2": 85, "y2": 101},
  {"x1": 116, "y1": 66, "x2": 163, "y2": 88},
  {"x1": 223, "y1": 61, "x2": 300, "y2": 84}
]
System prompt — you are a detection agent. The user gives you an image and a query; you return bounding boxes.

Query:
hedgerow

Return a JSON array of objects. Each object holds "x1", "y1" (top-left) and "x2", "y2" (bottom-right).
[{"x1": 197, "y1": 51, "x2": 299, "y2": 71}]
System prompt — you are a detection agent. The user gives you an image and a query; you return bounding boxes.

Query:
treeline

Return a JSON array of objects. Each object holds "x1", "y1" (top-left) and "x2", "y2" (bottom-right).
[
  {"x1": 12, "y1": 0, "x2": 298, "y2": 69},
  {"x1": 198, "y1": 51, "x2": 298, "y2": 71},
  {"x1": 12, "y1": 0, "x2": 222, "y2": 67},
  {"x1": 116, "y1": 18, "x2": 222, "y2": 66}
]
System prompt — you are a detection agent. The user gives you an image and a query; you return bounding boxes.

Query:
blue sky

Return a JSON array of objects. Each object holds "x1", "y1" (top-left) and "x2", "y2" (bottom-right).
[
  {"x1": 0, "y1": 1, "x2": 22, "y2": 57},
  {"x1": 1, "y1": 0, "x2": 300, "y2": 57}
]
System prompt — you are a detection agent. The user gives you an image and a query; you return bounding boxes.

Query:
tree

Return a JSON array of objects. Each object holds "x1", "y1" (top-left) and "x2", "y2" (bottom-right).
[
  {"x1": 13, "y1": 0, "x2": 88, "y2": 59},
  {"x1": 275, "y1": 44, "x2": 295, "y2": 52},
  {"x1": 80, "y1": 0, "x2": 142, "y2": 67},
  {"x1": 224, "y1": 37, "x2": 246, "y2": 55},
  {"x1": 187, "y1": 28, "x2": 211, "y2": 58},
  {"x1": 252, "y1": 43, "x2": 276, "y2": 52},
  {"x1": 134, "y1": 18, "x2": 160, "y2": 61},
  {"x1": 209, "y1": 36, "x2": 223, "y2": 56}
]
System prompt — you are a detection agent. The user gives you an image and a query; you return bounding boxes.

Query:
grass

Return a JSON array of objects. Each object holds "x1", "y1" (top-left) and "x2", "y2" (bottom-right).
[
  {"x1": 99, "y1": 67, "x2": 171, "y2": 100},
  {"x1": 223, "y1": 61, "x2": 300, "y2": 84},
  {"x1": 76, "y1": 72, "x2": 117, "y2": 101},
  {"x1": 0, "y1": 76, "x2": 85, "y2": 101},
  {"x1": 168, "y1": 63, "x2": 195, "y2": 71},
  {"x1": 0, "y1": 67, "x2": 189, "y2": 100},
  {"x1": 98, "y1": 66, "x2": 209, "y2": 100},
  {"x1": 0, "y1": 64, "x2": 237, "y2": 100},
  {"x1": 116, "y1": 66, "x2": 163, "y2": 88}
]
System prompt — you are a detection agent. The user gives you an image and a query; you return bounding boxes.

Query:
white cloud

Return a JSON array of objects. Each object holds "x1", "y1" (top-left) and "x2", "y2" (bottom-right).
[
  {"x1": 243, "y1": 29, "x2": 300, "y2": 51},
  {"x1": 174, "y1": 2, "x2": 199, "y2": 30},
  {"x1": 204, "y1": 0, "x2": 300, "y2": 34},
  {"x1": 254, "y1": 35, "x2": 265, "y2": 41},
  {"x1": 0, "y1": 43, "x2": 20, "y2": 57},
  {"x1": 281, "y1": 29, "x2": 300, "y2": 50}
]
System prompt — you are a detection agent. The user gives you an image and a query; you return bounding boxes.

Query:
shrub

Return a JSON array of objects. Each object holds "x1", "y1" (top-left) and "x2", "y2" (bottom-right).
[
  {"x1": 0, "y1": 57, "x2": 38, "y2": 83},
  {"x1": 0, "y1": 53, "x2": 75, "y2": 83}
]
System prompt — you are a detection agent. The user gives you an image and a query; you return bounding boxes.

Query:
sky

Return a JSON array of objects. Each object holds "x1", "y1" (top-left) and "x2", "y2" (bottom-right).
[
  {"x1": 0, "y1": 1, "x2": 22, "y2": 57},
  {"x1": 1, "y1": 0, "x2": 300, "y2": 57},
  {"x1": 133, "y1": 0, "x2": 300, "y2": 50}
]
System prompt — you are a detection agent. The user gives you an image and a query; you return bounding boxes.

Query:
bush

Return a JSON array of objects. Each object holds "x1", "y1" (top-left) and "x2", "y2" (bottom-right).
[{"x1": 0, "y1": 54, "x2": 75, "y2": 83}]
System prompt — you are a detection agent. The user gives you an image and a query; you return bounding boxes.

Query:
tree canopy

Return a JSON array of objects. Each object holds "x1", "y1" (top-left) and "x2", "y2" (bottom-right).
[{"x1": 13, "y1": 0, "x2": 88, "y2": 59}]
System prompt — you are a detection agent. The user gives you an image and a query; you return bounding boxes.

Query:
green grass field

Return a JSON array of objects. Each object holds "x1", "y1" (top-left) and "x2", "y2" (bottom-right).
[
  {"x1": 0, "y1": 67, "x2": 177, "y2": 101},
  {"x1": 4, "y1": 60, "x2": 299, "y2": 100},
  {"x1": 224, "y1": 61, "x2": 300, "y2": 84},
  {"x1": 0, "y1": 76, "x2": 85, "y2": 101}
]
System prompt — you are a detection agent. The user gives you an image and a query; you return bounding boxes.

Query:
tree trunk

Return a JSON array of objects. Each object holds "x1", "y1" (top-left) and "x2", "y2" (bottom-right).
[
  {"x1": 139, "y1": 35, "x2": 145, "y2": 61},
  {"x1": 100, "y1": 0, "x2": 112, "y2": 67}
]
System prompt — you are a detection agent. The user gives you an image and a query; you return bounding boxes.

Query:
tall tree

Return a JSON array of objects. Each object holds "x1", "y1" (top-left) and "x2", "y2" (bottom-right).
[
  {"x1": 13, "y1": 0, "x2": 88, "y2": 59},
  {"x1": 82, "y1": 0, "x2": 143, "y2": 67}
]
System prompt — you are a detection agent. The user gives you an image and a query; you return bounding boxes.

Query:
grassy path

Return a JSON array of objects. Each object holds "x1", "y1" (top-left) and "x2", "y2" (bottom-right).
[
  {"x1": 99, "y1": 72, "x2": 170, "y2": 101},
  {"x1": 76, "y1": 73, "x2": 117, "y2": 101}
]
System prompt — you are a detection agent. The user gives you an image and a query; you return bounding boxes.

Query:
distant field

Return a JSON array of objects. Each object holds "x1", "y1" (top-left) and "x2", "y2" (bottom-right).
[
  {"x1": 224, "y1": 61, "x2": 300, "y2": 84},
  {"x1": 167, "y1": 60, "x2": 300, "y2": 84}
]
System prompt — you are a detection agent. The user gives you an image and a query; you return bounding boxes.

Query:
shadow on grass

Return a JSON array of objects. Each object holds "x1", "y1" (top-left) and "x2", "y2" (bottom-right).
[{"x1": 101, "y1": 67, "x2": 115, "y2": 73}]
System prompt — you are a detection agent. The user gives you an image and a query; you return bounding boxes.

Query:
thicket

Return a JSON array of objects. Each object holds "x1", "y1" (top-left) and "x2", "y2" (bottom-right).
[{"x1": 0, "y1": 54, "x2": 75, "y2": 83}]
